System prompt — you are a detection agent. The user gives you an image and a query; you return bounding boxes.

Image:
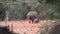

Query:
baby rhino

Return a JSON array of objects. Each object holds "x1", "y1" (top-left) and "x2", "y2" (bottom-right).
[
  {"x1": 33, "y1": 18, "x2": 39, "y2": 23},
  {"x1": 27, "y1": 11, "x2": 39, "y2": 23}
]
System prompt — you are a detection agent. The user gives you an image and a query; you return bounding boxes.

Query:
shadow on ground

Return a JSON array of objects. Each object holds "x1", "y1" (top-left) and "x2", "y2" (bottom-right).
[
  {"x1": 48, "y1": 24, "x2": 60, "y2": 34},
  {"x1": 0, "y1": 26, "x2": 18, "y2": 34}
]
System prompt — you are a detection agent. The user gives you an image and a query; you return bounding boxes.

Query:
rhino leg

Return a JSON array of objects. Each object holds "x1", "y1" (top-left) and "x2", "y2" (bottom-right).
[
  {"x1": 31, "y1": 20, "x2": 33, "y2": 23},
  {"x1": 28, "y1": 18, "x2": 30, "y2": 23}
]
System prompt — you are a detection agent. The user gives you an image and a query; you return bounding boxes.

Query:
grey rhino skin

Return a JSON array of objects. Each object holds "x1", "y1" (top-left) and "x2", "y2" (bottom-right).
[
  {"x1": 33, "y1": 18, "x2": 39, "y2": 23},
  {"x1": 27, "y1": 11, "x2": 39, "y2": 23}
]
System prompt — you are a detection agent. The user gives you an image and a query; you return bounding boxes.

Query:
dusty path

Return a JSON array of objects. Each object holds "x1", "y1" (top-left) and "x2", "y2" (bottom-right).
[{"x1": 0, "y1": 20, "x2": 56, "y2": 34}]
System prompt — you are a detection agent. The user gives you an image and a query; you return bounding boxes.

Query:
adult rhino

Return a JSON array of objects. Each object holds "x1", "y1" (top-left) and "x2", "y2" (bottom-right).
[{"x1": 27, "y1": 11, "x2": 39, "y2": 23}]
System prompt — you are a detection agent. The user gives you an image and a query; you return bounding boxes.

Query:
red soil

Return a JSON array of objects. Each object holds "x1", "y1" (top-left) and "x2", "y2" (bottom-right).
[{"x1": 0, "y1": 20, "x2": 56, "y2": 34}]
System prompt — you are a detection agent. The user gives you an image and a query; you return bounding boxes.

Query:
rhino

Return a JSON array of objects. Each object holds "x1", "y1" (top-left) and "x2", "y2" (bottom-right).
[
  {"x1": 33, "y1": 18, "x2": 39, "y2": 23},
  {"x1": 27, "y1": 11, "x2": 39, "y2": 23}
]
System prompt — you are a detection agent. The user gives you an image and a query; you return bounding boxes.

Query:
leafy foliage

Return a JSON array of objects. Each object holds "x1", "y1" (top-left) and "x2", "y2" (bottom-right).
[{"x1": 0, "y1": 0, "x2": 60, "y2": 20}]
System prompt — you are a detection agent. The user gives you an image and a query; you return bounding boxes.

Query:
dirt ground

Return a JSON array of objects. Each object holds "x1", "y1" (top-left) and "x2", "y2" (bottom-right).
[{"x1": 0, "y1": 20, "x2": 56, "y2": 34}]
